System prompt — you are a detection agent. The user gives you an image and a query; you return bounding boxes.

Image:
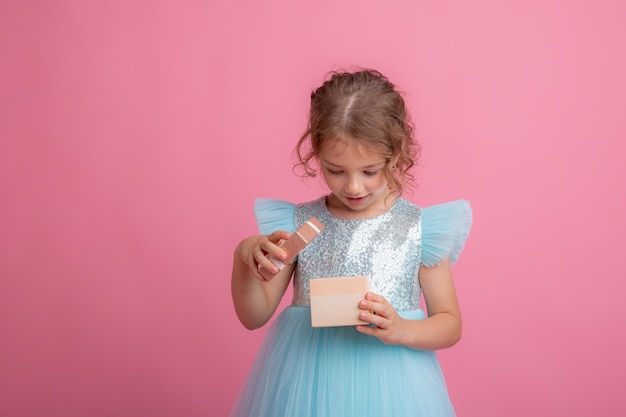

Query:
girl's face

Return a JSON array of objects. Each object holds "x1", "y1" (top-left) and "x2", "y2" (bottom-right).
[{"x1": 318, "y1": 139, "x2": 394, "y2": 218}]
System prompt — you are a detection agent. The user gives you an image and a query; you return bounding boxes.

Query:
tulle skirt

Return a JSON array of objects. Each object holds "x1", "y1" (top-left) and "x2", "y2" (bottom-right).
[{"x1": 230, "y1": 307, "x2": 456, "y2": 417}]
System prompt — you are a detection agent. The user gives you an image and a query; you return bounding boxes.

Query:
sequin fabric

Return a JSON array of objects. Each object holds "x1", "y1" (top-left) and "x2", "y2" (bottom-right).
[{"x1": 292, "y1": 196, "x2": 423, "y2": 311}]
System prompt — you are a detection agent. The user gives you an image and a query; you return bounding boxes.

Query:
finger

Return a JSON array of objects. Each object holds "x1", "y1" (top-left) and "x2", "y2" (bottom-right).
[
  {"x1": 257, "y1": 257, "x2": 279, "y2": 276},
  {"x1": 365, "y1": 291, "x2": 387, "y2": 304},
  {"x1": 356, "y1": 324, "x2": 376, "y2": 336},
  {"x1": 359, "y1": 310, "x2": 386, "y2": 329},
  {"x1": 269, "y1": 230, "x2": 290, "y2": 244},
  {"x1": 262, "y1": 240, "x2": 289, "y2": 263},
  {"x1": 253, "y1": 250, "x2": 280, "y2": 278},
  {"x1": 359, "y1": 299, "x2": 386, "y2": 318}
]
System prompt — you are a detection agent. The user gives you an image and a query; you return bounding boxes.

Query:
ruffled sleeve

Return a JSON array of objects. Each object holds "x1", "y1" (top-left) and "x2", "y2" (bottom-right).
[
  {"x1": 254, "y1": 198, "x2": 297, "y2": 235},
  {"x1": 421, "y1": 200, "x2": 473, "y2": 267}
]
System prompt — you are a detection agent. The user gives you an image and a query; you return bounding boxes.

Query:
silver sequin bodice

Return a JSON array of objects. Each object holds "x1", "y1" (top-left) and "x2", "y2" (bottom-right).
[{"x1": 292, "y1": 197, "x2": 423, "y2": 311}]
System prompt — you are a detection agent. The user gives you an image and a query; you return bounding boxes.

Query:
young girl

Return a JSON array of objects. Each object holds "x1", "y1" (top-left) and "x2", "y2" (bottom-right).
[{"x1": 230, "y1": 69, "x2": 472, "y2": 416}]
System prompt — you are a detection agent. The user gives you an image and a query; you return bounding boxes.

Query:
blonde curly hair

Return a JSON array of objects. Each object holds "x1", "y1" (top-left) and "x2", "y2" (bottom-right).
[{"x1": 294, "y1": 69, "x2": 420, "y2": 196}]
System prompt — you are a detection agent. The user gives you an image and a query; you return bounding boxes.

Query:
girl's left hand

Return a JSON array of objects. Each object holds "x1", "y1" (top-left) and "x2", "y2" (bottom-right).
[{"x1": 356, "y1": 292, "x2": 408, "y2": 345}]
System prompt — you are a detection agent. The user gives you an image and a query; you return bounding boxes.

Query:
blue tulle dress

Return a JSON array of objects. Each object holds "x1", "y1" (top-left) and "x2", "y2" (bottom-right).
[{"x1": 230, "y1": 196, "x2": 472, "y2": 417}]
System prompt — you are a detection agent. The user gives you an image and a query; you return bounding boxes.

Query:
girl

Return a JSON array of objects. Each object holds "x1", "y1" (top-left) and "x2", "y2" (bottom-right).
[{"x1": 230, "y1": 69, "x2": 472, "y2": 416}]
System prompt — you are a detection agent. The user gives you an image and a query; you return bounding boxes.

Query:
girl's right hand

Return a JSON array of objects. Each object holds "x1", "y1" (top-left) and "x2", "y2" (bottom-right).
[
  {"x1": 232, "y1": 230, "x2": 296, "y2": 329},
  {"x1": 234, "y1": 230, "x2": 291, "y2": 281}
]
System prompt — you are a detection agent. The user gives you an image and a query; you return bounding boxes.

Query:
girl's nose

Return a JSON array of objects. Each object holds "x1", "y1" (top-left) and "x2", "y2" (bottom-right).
[{"x1": 345, "y1": 176, "x2": 361, "y2": 194}]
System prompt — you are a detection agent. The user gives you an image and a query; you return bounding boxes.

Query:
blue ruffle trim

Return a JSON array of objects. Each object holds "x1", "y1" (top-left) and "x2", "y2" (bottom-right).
[
  {"x1": 254, "y1": 198, "x2": 296, "y2": 235},
  {"x1": 421, "y1": 200, "x2": 473, "y2": 267}
]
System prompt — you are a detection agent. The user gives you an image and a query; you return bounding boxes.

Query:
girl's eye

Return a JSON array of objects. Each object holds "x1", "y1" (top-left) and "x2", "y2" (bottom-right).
[
  {"x1": 364, "y1": 170, "x2": 379, "y2": 176},
  {"x1": 327, "y1": 169, "x2": 343, "y2": 175}
]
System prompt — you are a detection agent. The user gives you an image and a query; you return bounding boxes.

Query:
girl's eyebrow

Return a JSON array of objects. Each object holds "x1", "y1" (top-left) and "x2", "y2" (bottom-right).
[{"x1": 321, "y1": 159, "x2": 386, "y2": 169}]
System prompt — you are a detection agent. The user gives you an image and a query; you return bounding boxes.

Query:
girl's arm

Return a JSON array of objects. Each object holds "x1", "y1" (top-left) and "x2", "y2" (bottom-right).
[
  {"x1": 356, "y1": 258, "x2": 462, "y2": 350},
  {"x1": 231, "y1": 231, "x2": 297, "y2": 330}
]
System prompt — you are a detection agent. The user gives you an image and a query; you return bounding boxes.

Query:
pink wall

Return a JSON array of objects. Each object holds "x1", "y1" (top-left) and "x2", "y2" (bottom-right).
[{"x1": 1, "y1": 1, "x2": 625, "y2": 416}]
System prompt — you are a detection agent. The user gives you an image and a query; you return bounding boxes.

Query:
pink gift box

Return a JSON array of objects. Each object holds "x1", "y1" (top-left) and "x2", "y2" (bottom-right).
[{"x1": 309, "y1": 276, "x2": 371, "y2": 327}]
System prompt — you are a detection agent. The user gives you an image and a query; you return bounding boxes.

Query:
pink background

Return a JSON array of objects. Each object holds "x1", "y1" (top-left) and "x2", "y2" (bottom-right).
[{"x1": 1, "y1": 1, "x2": 625, "y2": 416}]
